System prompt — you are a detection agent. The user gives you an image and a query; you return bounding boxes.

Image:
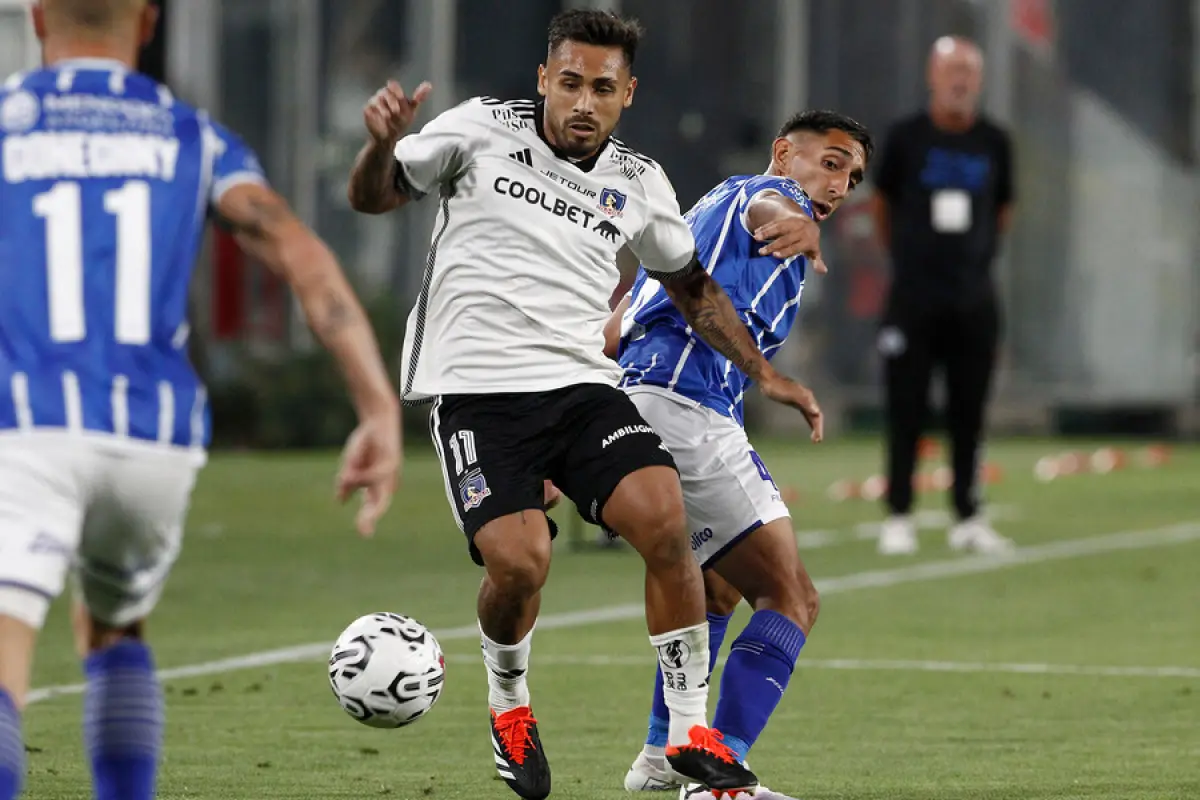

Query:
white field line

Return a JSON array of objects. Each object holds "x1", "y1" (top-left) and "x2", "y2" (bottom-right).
[
  {"x1": 27, "y1": 520, "x2": 1200, "y2": 705},
  {"x1": 796, "y1": 506, "x2": 1024, "y2": 549},
  {"x1": 437, "y1": 653, "x2": 1200, "y2": 680}
]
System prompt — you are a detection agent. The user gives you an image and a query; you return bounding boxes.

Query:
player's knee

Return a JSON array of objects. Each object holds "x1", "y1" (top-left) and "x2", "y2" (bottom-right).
[
  {"x1": 72, "y1": 602, "x2": 144, "y2": 657},
  {"x1": 621, "y1": 486, "x2": 689, "y2": 567},
  {"x1": 639, "y1": 505, "x2": 690, "y2": 571},
  {"x1": 801, "y1": 583, "x2": 821, "y2": 632},
  {"x1": 480, "y1": 537, "x2": 551, "y2": 599},
  {"x1": 754, "y1": 570, "x2": 820, "y2": 635},
  {"x1": 0, "y1": 587, "x2": 51, "y2": 631},
  {"x1": 704, "y1": 574, "x2": 743, "y2": 617}
]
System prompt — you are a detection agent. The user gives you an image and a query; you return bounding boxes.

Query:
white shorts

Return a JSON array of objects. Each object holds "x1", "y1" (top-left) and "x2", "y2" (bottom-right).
[
  {"x1": 0, "y1": 433, "x2": 200, "y2": 629},
  {"x1": 627, "y1": 386, "x2": 789, "y2": 568}
]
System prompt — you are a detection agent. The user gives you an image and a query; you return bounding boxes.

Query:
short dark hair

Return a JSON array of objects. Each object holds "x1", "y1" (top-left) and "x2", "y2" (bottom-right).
[
  {"x1": 547, "y1": 9, "x2": 645, "y2": 68},
  {"x1": 778, "y1": 110, "x2": 875, "y2": 165}
]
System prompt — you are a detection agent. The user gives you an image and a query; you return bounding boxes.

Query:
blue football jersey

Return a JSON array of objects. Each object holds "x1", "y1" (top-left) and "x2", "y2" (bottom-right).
[
  {"x1": 618, "y1": 174, "x2": 813, "y2": 424},
  {"x1": 0, "y1": 59, "x2": 266, "y2": 450}
]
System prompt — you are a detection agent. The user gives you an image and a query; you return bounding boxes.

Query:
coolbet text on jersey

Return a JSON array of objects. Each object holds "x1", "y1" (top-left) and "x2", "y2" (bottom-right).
[
  {"x1": 618, "y1": 175, "x2": 815, "y2": 424},
  {"x1": 0, "y1": 58, "x2": 266, "y2": 456},
  {"x1": 392, "y1": 97, "x2": 696, "y2": 403}
]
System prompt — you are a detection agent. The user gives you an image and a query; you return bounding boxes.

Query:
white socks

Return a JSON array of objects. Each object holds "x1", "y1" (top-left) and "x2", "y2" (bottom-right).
[
  {"x1": 480, "y1": 624, "x2": 533, "y2": 714},
  {"x1": 643, "y1": 744, "x2": 667, "y2": 760},
  {"x1": 649, "y1": 623, "x2": 710, "y2": 747}
]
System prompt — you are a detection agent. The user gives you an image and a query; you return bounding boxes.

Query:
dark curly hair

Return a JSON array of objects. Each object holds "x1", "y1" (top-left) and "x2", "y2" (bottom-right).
[
  {"x1": 778, "y1": 110, "x2": 874, "y2": 165},
  {"x1": 547, "y1": 9, "x2": 645, "y2": 68}
]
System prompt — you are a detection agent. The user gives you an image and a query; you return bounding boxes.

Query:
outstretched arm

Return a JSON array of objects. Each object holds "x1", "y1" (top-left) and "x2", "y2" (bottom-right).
[
  {"x1": 216, "y1": 182, "x2": 401, "y2": 532},
  {"x1": 660, "y1": 260, "x2": 823, "y2": 441},
  {"x1": 632, "y1": 164, "x2": 823, "y2": 440}
]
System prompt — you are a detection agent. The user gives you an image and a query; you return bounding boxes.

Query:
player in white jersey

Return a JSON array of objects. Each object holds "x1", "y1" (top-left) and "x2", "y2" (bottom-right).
[
  {"x1": 607, "y1": 111, "x2": 873, "y2": 797},
  {"x1": 0, "y1": 3, "x2": 400, "y2": 799},
  {"x1": 347, "y1": 9, "x2": 825, "y2": 799}
]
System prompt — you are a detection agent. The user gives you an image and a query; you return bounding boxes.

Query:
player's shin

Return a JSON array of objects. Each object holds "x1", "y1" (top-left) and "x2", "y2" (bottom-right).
[
  {"x1": 712, "y1": 610, "x2": 806, "y2": 761},
  {"x1": 480, "y1": 622, "x2": 534, "y2": 714},
  {"x1": 649, "y1": 624, "x2": 710, "y2": 747},
  {"x1": 645, "y1": 611, "x2": 732, "y2": 751},
  {"x1": 0, "y1": 687, "x2": 21, "y2": 800},
  {"x1": 83, "y1": 637, "x2": 163, "y2": 800},
  {"x1": 0, "y1": 602, "x2": 43, "y2": 799},
  {"x1": 473, "y1": 515, "x2": 551, "y2": 717},
  {"x1": 641, "y1": 550, "x2": 711, "y2": 746}
]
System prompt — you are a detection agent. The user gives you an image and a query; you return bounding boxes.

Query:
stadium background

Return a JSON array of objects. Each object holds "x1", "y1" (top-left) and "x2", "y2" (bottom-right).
[
  {"x1": 3, "y1": 0, "x2": 1195, "y2": 447},
  {"x1": 6, "y1": 3, "x2": 1200, "y2": 799}
]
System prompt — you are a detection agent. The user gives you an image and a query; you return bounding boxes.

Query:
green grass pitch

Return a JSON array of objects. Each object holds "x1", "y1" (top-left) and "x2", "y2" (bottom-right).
[{"x1": 19, "y1": 436, "x2": 1200, "y2": 799}]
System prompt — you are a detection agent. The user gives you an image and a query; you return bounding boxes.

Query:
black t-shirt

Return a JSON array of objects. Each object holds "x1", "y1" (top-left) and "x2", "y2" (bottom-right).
[{"x1": 874, "y1": 112, "x2": 1014, "y2": 307}]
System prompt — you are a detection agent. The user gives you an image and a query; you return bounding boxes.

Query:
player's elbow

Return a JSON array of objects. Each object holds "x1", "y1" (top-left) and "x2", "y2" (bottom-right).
[
  {"x1": 261, "y1": 225, "x2": 333, "y2": 294},
  {"x1": 661, "y1": 263, "x2": 709, "y2": 307},
  {"x1": 745, "y1": 197, "x2": 781, "y2": 232},
  {"x1": 602, "y1": 319, "x2": 622, "y2": 360},
  {"x1": 347, "y1": 187, "x2": 398, "y2": 215}
]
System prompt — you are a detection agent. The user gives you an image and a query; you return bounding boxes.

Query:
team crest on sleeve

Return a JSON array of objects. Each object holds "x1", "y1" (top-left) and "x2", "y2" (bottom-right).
[
  {"x1": 598, "y1": 187, "x2": 627, "y2": 218},
  {"x1": 459, "y1": 468, "x2": 492, "y2": 511},
  {"x1": 0, "y1": 90, "x2": 40, "y2": 133}
]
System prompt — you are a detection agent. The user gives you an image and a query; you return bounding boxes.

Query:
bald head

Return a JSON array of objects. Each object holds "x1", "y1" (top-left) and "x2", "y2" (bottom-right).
[
  {"x1": 40, "y1": 0, "x2": 147, "y2": 31},
  {"x1": 927, "y1": 36, "x2": 983, "y2": 120},
  {"x1": 33, "y1": 0, "x2": 157, "y2": 68}
]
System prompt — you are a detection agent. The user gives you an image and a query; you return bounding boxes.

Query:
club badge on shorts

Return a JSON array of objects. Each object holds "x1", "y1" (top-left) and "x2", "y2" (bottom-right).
[{"x1": 459, "y1": 469, "x2": 492, "y2": 511}]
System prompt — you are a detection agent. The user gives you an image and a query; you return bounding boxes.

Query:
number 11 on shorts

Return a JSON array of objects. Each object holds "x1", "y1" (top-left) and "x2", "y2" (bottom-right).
[{"x1": 448, "y1": 430, "x2": 477, "y2": 476}]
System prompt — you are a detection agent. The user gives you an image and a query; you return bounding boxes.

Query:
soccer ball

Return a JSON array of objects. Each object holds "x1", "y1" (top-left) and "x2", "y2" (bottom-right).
[{"x1": 328, "y1": 612, "x2": 446, "y2": 728}]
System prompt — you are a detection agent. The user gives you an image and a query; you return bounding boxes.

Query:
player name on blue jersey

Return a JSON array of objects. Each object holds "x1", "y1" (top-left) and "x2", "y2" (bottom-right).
[
  {"x1": 0, "y1": 59, "x2": 266, "y2": 451},
  {"x1": 618, "y1": 174, "x2": 814, "y2": 425}
]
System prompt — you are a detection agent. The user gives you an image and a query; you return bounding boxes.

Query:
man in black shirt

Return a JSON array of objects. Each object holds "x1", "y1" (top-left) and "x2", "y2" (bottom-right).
[{"x1": 870, "y1": 36, "x2": 1016, "y2": 556}]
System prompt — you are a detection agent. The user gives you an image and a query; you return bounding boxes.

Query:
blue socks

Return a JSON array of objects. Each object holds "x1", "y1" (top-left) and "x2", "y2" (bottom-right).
[
  {"x1": 0, "y1": 690, "x2": 22, "y2": 800},
  {"x1": 712, "y1": 610, "x2": 806, "y2": 762},
  {"x1": 83, "y1": 641, "x2": 163, "y2": 800},
  {"x1": 646, "y1": 611, "x2": 732, "y2": 748}
]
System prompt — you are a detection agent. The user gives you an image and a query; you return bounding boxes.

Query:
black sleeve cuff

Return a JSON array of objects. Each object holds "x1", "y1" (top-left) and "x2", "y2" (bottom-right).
[
  {"x1": 393, "y1": 160, "x2": 427, "y2": 201},
  {"x1": 643, "y1": 253, "x2": 702, "y2": 283}
]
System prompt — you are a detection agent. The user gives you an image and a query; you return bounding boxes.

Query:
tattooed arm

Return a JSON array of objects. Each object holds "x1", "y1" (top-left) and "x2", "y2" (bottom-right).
[
  {"x1": 632, "y1": 161, "x2": 822, "y2": 439},
  {"x1": 216, "y1": 183, "x2": 397, "y2": 419},
  {"x1": 660, "y1": 259, "x2": 824, "y2": 441},
  {"x1": 215, "y1": 184, "x2": 401, "y2": 532}
]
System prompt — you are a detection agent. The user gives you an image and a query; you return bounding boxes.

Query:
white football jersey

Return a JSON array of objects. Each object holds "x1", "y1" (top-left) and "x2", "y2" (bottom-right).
[{"x1": 392, "y1": 97, "x2": 696, "y2": 402}]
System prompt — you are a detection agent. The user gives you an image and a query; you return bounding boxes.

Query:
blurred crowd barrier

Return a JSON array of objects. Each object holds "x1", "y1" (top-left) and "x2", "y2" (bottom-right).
[{"x1": 8, "y1": 0, "x2": 1195, "y2": 444}]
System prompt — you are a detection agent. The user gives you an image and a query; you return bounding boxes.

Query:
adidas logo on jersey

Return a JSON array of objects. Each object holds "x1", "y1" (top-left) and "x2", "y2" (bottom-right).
[{"x1": 508, "y1": 148, "x2": 533, "y2": 167}]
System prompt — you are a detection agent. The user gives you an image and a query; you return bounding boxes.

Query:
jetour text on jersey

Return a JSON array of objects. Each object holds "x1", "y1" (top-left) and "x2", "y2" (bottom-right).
[
  {"x1": 3, "y1": 131, "x2": 180, "y2": 183},
  {"x1": 493, "y1": 175, "x2": 597, "y2": 229}
]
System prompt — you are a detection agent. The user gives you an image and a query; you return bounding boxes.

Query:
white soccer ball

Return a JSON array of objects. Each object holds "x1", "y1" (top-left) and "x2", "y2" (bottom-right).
[{"x1": 328, "y1": 612, "x2": 445, "y2": 729}]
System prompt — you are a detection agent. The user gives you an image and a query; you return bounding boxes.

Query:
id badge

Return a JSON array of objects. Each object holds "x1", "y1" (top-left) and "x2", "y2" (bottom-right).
[{"x1": 931, "y1": 189, "x2": 972, "y2": 233}]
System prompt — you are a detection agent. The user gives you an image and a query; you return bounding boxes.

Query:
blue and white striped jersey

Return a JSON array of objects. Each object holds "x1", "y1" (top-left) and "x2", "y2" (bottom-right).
[
  {"x1": 617, "y1": 174, "x2": 813, "y2": 425},
  {"x1": 0, "y1": 58, "x2": 266, "y2": 452}
]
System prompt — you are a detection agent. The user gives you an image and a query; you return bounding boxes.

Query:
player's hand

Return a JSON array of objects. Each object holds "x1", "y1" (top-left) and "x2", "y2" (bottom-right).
[
  {"x1": 364, "y1": 80, "x2": 432, "y2": 144},
  {"x1": 753, "y1": 214, "x2": 827, "y2": 274},
  {"x1": 758, "y1": 373, "x2": 824, "y2": 443},
  {"x1": 336, "y1": 412, "x2": 402, "y2": 537}
]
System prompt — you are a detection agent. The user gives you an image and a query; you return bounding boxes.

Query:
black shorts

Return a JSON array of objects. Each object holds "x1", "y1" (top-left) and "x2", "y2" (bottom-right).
[{"x1": 429, "y1": 383, "x2": 678, "y2": 566}]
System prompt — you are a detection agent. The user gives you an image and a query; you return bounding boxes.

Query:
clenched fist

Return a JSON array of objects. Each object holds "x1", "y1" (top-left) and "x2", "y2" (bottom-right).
[{"x1": 364, "y1": 80, "x2": 433, "y2": 144}]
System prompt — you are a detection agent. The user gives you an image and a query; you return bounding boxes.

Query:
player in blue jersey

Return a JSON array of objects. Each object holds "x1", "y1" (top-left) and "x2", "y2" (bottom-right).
[
  {"x1": 0, "y1": 3, "x2": 400, "y2": 799},
  {"x1": 610, "y1": 110, "x2": 873, "y2": 797}
]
